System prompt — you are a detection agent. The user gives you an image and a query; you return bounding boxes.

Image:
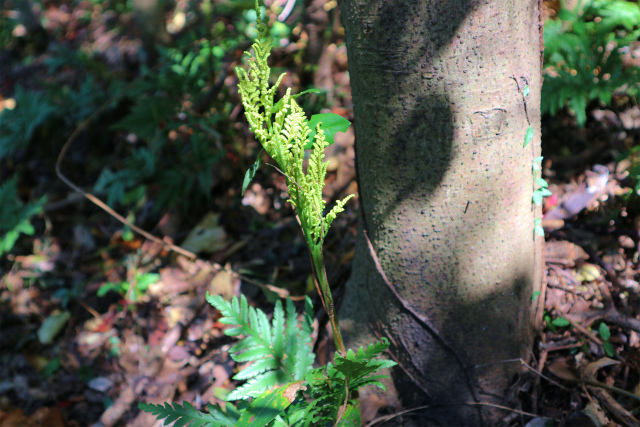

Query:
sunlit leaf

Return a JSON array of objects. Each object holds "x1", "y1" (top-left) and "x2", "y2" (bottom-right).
[
  {"x1": 236, "y1": 381, "x2": 306, "y2": 427},
  {"x1": 305, "y1": 113, "x2": 351, "y2": 150},
  {"x1": 242, "y1": 151, "x2": 263, "y2": 196}
]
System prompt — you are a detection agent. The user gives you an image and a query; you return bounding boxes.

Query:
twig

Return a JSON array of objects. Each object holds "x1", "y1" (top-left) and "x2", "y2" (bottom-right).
[
  {"x1": 365, "y1": 401, "x2": 556, "y2": 427},
  {"x1": 364, "y1": 231, "x2": 480, "y2": 403},
  {"x1": 54, "y1": 73, "x2": 298, "y2": 302},
  {"x1": 560, "y1": 311, "x2": 604, "y2": 346},
  {"x1": 55, "y1": 69, "x2": 197, "y2": 260},
  {"x1": 474, "y1": 358, "x2": 571, "y2": 392}
]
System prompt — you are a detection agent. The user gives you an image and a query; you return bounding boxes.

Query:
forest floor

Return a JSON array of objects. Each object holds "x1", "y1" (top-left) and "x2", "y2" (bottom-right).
[{"x1": 2, "y1": 1, "x2": 640, "y2": 427}]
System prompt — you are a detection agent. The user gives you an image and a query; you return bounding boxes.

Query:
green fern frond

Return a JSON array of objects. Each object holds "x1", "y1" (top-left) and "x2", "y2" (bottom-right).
[
  {"x1": 206, "y1": 294, "x2": 315, "y2": 400},
  {"x1": 138, "y1": 401, "x2": 239, "y2": 427},
  {"x1": 234, "y1": 1, "x2": 352, "y2": 249},
  {"x1": 333, "y1": 339, "x2": 395, "y2": 382}
]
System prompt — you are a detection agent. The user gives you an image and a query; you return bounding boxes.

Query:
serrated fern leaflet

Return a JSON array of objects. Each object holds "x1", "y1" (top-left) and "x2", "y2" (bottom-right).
[{"x1": 207, "y1": 294, "x2": 315, "y2": 400}]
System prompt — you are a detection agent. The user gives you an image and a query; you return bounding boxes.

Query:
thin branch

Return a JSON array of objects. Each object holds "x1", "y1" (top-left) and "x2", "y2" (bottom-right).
[{"x1": 54, "y1": 72, "x2": 297, "y2": 301}]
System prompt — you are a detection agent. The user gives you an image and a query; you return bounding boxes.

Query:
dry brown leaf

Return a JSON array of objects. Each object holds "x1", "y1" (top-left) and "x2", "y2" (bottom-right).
[
  {"x1": 547, "y1": 358, "x2": 579, "y2": 381},
  {"x1": 0, "y1": 407, "x2": 67, "y2": 427}
]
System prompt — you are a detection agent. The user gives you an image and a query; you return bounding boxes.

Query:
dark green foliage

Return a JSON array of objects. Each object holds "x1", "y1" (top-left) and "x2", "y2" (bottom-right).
[
  {"x1": 542, "y1": 0, "x2": 640, "y2": 126},
  {"x1": 137, "y1": 401, "x2": 240, "y2": 427},
  {"x1": 0, "y1": 176, "x2": 46, "y2": 256},
  {"x1": 0, "y1": 86, "x2": 57, "y2": 162}
]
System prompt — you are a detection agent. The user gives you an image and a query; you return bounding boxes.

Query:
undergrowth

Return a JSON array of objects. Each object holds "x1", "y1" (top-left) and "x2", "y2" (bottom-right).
[
  {"x1": 542, "y1": 0, "x2": 640, "y2": 126},
  {"x1": 139, "y1": 2, "x2": 395, "y2": 426}
]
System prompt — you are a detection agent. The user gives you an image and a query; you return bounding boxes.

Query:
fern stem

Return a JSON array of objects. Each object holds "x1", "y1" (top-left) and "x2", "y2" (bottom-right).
[{"x1": 310, "y1": 242, "x2": 346, "y2": 356}]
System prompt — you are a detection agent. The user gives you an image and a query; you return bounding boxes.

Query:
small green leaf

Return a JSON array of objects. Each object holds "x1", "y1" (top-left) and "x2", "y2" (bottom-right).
[
  {"x1": 531, "y1": 290, "x2": 541, "y2": 302},
  {"x1": 242, "y1": 151, "x2": 263, "y2": 195},
  {"x1": 533, "y1": 156, "x2": 544, "y2": 162},
  {"x1": 534, "y1": 225, "x2": 545, "y2": 237},
  {"x1": 523, "y1": 86, "x2": 530, "y2": 98},
  {"x1": 603, "y1": 341, "x2": 615, "y2": 357},
  {"x1": 523, "y1": 126, "x2": 534, "y2": 147},
  {"x1": 535, "y1": 177, "x2": 549, "y2": 188},
  {"x1": 236, "y1": 381, "x2": 306, "y2": 427},
  {"x1": 532, "y1": 191, "x2": 543, "y2": 206},
  {"x1": 599, "y1": 323, "x2": 611, "y2": 341},
  {"x1": 551, "y1": 317, "x2": 570, "y2": 327},
  {"x1": 305, "y1": 113, "x2": 351, "y2": 150},
  {"x1": 540, "y1": 188, "x2": 553, "y2": 197}
]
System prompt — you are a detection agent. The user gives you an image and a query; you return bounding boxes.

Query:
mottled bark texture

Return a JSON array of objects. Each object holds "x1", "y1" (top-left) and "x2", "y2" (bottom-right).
[{"x1": 338, "y1": 0, "x2": 543, "y2": 425}]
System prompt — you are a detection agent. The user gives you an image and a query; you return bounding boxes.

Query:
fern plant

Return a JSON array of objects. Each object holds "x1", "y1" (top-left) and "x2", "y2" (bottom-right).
[
  {"x1": 142, "y1": 294, "x2": 394, "y2": 427},
  {"x1": 208, "y1": 294, "x2": 316, "y2": 401},
  {"x1": 542, "y1": 0, "x2": 640, "y2": 126},
  {"x1": 140, "y1": 1, "x2": 396, "y2": 426},
  {"x1": 0, "y1": 86, "x2": 57, "y2": 162}
]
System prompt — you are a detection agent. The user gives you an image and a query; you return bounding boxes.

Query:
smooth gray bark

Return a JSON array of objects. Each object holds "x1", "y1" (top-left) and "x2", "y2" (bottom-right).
[{"x1": 338, "y1": 0, "x2": 544, "y2": 425}]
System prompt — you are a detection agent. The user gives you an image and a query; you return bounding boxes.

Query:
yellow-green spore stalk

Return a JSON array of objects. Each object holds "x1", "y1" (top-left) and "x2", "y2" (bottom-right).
[{"x1": 235, "y1": 1, "x2": 353, "y2": 354}]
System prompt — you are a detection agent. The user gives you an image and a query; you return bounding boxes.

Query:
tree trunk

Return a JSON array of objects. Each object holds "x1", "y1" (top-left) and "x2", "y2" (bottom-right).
[{"x1": 338, "y1": 0, "x2": 544, "y2": 425}]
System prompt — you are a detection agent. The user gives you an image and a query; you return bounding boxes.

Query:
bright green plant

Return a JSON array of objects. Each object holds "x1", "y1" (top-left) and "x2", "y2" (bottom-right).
[
  {"x1": 598, "y1": 322, "x2": 615, "y2": 357},
  {"x1": 140, "y1": 2, "x2": 395, "y2": 425},
  {"x1": 542, "y1": 0, "x2": 640, "y2": 126},
  {"x1": 0, "y1": 176, "x2": 46, "y2": 256},
  {"x1": 545, "y1": 313, "x2": 570, "y2": 333},
  {"x1": 532, "y1": 157, "x2": 551, "y2": 212},
  {"x1": 97, "y1": 271, "x2": 160, "y2": 302}
]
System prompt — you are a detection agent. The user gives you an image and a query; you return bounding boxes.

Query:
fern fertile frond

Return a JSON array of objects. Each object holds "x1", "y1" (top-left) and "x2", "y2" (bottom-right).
[
  {"x1": 138, "y1": 401, "x2": 239, "y2": 427},
  {"x1": 206, "y1": 294, "x2": 315, "y2": 400}
]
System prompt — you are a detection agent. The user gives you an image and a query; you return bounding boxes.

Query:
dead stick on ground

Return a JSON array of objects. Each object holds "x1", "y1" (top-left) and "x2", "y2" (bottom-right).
[{"x1": 54, "y1": 67, "x2": 299, "y2": 301}]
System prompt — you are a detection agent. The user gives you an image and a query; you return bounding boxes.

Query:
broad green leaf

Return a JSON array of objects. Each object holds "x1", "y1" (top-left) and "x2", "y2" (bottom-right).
[
  {"x1": 305, "y1": 113, "x2": 351, "y2": 150},
  {"x1": 242, "y1": 151, "x2": 263, "y2": 195},
  {"x1": 523, "y1": 126, "x2": 534, "y2": 147},
  {"x1": 236, "y1": 381, "x2": 306, "y2": 427},
  {"x1": 523, "y1": 86, "x2": 530, "y2": 97},
  {"x1": 599, "y1": 323, "x2": 611, "y2": 341},
  {"x1": 551, "y1": 317, "x2": 570, "y2": 327}
]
